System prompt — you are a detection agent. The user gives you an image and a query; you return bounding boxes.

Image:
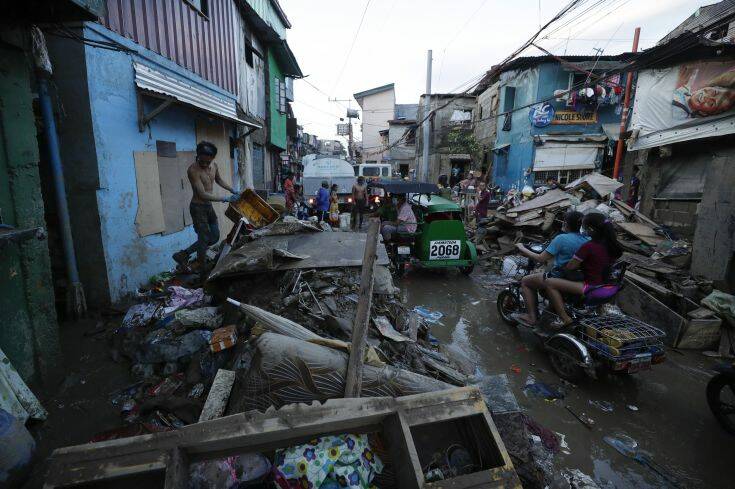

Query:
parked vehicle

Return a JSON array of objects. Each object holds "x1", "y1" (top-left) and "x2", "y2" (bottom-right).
[
  {"x1": 496, "y1": 243, "x2": 666, "y2": 381},
  {"x1": 354, "y1": 163, "x2": 392, "y2": 181},
  {"x1": 368, "y1": 180, "x2": 477, "y2": 277},
  {"x1": 707, "y1": 362, "x2": 735, "y2": 435},
  {"x1": 303, "y1": 156, "x2": 356, "y2": 210}
]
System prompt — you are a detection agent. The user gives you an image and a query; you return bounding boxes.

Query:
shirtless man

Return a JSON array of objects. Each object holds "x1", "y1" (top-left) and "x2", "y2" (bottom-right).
[
  {"x1": 172, "y1": 141, "x2": 239, "y2": 275},
  {"x1": 351, "y1": 176, "x2": 367, "y2": 230}
]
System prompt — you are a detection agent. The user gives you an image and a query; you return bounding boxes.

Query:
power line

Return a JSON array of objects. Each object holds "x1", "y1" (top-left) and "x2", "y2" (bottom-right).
[
  {"x1": 436, "y1": 0, "x2": 491, "y2": 90},
  {"x1": 330, "y1": 0, "x2": 372, "y2": 95}
]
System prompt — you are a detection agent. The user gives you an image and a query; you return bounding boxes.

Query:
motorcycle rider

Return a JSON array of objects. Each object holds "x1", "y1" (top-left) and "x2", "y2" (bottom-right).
[
  {"x1": 513, "y1": 211, "x2": 587, "y2": 326},
  {"x1": 544, "y1": 212, "x2": 623, "y2": 327}
]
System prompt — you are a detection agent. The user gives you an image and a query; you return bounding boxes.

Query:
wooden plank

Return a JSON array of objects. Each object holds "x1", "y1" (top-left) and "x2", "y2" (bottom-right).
[
  {"x1": 0, "y1": 347, "x2": 46, "y2": 421},
  {"x1": 157, "y1": 156, "x2": 185, "y2": 235},
  {"x1": 612, "y1": 199, "x2": 658, "y2": 227},
  {"x1": 133, "y1": 151, "x2": 165, "y2": 236},
  {"x1": 176, "y1": 152, "x2": 195, "y2": 227},
  {"x1": 625, "y1": 271, "x2": 673, "y2": 298},
  {"x1": 164, "y1": 447, "x2": 188, "y2": 489},
  {"x1": 198, "y1": 369, "x2": 235, "y2": 422},
  {"x1": 618, "y1": 280, "x2": 685, "y2": 345},
  {"x1": 505, "y1": 189, "x2": 569, "y2": 214},
  {"x1": 616, "y1": 222, "x2": 663, "y2": 247},
  {"x1": 344, "y1": 218, "x2": 380, "y2": 398}
]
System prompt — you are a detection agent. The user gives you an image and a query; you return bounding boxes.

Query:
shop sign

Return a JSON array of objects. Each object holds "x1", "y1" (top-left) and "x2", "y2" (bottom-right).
[
  {"x1": 552, "y1": 111, "x2": 598, "y2": 124},
  {"x1": 529, "y1": 103, "x2": 555, "y2": 127}
]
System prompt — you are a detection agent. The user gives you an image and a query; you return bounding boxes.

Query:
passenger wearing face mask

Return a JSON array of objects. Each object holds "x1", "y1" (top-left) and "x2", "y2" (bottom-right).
[
  {"x1": 380, "y1": 194, "x2": 416, "y2": 242},
  {"x1": 543, "y1": 212, "x2": 623, "y2": 327},
  {"x1": 513, "y1": 211, "x2": 588, "y2": 326}
]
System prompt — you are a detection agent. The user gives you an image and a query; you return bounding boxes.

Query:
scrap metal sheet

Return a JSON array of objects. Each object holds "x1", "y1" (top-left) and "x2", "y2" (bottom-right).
[{"x1": 210, "y1": 232, "x2": 389, "y2": 280}]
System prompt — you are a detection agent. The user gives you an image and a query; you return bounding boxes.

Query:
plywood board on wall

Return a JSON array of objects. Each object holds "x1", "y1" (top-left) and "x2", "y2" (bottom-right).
[
  {"x1": 158, "y1": 156, "x2": 186, "y2": 235},
  {"x1": 177, "y1": 152, "x2": 195, "y2": 226},
  {"x1": 196, "y1": 118, "x2": 234, "y2": 236},
  {"x1": 133, "y1": 152, "x2": 165, "y2": 237}
]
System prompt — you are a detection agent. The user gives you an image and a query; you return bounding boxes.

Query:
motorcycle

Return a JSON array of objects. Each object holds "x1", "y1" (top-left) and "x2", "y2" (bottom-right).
[
  {"x1": 496, "y1": 243, "x2": 667, "y2": 382},
  {"x1": 707, "y1": 362, "x2": 735, "y2": 435}
]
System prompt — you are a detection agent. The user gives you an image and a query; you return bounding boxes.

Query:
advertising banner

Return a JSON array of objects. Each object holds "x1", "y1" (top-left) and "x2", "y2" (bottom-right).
[{"x1": 629, "y1": 60, "x2": 735, "y2": 150}]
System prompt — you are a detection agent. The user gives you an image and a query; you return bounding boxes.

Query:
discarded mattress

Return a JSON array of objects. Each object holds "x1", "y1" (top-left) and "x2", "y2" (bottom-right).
[{"x1": 228, "y1": 333, "x2": 452, "y2": 413}]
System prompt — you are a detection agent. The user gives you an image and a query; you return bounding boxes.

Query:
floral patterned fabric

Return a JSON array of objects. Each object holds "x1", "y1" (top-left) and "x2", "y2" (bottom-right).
[{"x1": 274, "y1": 434, "x2": 383, "y2": 488}]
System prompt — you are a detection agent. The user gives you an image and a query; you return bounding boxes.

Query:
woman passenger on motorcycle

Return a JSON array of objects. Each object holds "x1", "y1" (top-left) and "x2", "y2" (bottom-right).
[
  {"x1": 513, "y1": 211, "x2": 586, "y2": 326},
  {"x1": 544, "y1": 212, "x2": 623, "y2": 327}
]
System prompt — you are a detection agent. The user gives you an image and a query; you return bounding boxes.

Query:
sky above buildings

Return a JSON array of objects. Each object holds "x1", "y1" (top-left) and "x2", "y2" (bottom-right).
[{"x1": 280, "y1": 0, "x2": 717, "y2": 144}]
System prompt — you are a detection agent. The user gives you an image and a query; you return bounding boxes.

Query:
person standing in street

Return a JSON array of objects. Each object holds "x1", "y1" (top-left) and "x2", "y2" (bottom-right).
[
  {"x1": 315, "y1": 180, "x2": 330, "y2": 222},
  {"x1": 172, "y1": 141, "x2": 239, "y2": 276},
  {"x1": 283, "y1": 171, "x2": 296, "y2": 215},
  {"x1": 351, "y1": 176, "x2": 367, "y2": 230},
  {"x1": 474, "y1": 181, "x2": 490, "y2": 221}
]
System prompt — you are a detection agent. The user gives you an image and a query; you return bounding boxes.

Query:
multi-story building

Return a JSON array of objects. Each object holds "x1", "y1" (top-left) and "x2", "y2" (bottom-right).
[{"x1": 41, "y1": 0, "x2": 300, "y2": 307}]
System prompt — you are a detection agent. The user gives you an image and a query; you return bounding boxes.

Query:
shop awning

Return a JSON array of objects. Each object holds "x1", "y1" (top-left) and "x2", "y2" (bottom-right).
[
  {"x1": 133, "y1": 63, "x2": 260, "y2": 129},
  {"x1": 533, "y1": 143, "x2": 600, "y2": 171}
]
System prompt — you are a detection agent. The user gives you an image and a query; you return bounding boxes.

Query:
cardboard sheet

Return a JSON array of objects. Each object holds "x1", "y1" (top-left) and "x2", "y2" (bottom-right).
[{"x1": 133, "y1": 152, "x2": 165, "y2": 237}]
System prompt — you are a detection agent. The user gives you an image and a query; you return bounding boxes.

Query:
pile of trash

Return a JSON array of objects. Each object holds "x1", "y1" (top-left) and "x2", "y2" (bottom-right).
[{"x1": 473, "y1": 172, "x2": 734, "y2": 356}]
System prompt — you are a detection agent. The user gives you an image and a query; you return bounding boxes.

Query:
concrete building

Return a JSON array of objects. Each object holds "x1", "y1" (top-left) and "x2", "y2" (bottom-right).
[
  {"x1": 414, "y1": 94, "x2": 477, "y2": 184},
  {"x1": 480, "y1": 55, "x2": 630, "y2": 190},
  {"x1": 387, "y1": 104, "x2": 418, "y2": 177},
  {"x1": 353, "y1": 83, "x2": 396, "y2": 163},
  {"x1": 43, "y1": 0, "x2": 300, "y2": 307},
  {"x1": 1, "y1": 1, "x2": 103, "y2": 384},
  {"x1": 473, "y1": 80, "x2": 500, "y2": 177},
  {"x1": 624, "y1": 1, "x2": 735, "y2": 291}
]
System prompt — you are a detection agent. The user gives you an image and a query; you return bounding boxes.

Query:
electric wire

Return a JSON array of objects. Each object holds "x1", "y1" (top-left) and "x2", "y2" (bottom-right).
[{"x1": 330, "y1": 0, "x2": 373, "y2": 95}]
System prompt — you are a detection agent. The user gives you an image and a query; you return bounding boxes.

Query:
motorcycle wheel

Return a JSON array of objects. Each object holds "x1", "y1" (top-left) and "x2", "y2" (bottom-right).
[
  {"x1": 497, "y1": 289, "x2": 520, "y2": 325},
  {"x1": 460, "y1": 264, "x2": 474, "y2": 275},
  {"x1": 546, "y1": 338, "x2": 586, "y2": 383},
  {"x1": 707, "y1": 373, "x2": 735, "y2": 435}
]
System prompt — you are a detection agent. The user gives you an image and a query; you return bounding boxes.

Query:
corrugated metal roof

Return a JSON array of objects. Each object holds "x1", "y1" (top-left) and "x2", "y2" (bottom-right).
[
  {"x1": 133, "y1": 62, "x2": 260, "y2": 128},
  {"x1": 353, "y1": 83, "x2": 395, "y2": 101},
  {"x1": 658, "y1": 0, "x2": 735, "y2": 44}
]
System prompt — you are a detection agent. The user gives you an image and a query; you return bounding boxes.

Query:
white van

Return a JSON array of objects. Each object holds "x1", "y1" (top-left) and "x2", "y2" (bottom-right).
[{"x1": 354, "y1": 163, "x2": 392, "y2": 181}]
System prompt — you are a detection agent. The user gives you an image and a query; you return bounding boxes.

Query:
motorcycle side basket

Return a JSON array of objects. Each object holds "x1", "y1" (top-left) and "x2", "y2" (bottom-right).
[{"x1": 577, "y1": 315, "x2": 666, "y2": 361}]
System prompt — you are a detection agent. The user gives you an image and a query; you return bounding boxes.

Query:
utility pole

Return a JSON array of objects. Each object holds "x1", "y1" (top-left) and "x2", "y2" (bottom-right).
[
  {"x1": 330, "y1": 98, "x2": 357, "y2": 162},
  {"x1": 421, "y1": 49, "x2": 432, "y2": 182},
  {"x1": 612, "y1": 27, "x2": 641, "y2": 180}
]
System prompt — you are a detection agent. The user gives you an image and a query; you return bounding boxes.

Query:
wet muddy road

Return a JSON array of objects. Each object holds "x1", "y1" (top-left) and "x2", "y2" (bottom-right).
[{"x1": 398, "y1": 269, "x2": 733, "y2": 489}]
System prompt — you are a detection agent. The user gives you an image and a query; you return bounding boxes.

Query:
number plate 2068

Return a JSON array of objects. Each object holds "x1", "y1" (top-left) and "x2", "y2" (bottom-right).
[{"x1": 429, "y1": 240, "x2": 461, "y2": 260}]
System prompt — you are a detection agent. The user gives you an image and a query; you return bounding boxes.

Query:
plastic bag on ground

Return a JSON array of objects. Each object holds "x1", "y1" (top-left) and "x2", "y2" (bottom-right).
[
  {"x1": 174, "y1": 307, "x2": 223, "y2": 329},
  {"x1": 702, "y1": 290, "x2": 735, "y2": 325},
  {"x1": 163, "y1": 286, "x2": 208, "y2": 315},
  {"x1": 189, "y1": 453, "x2": 271, "y2": 488}
]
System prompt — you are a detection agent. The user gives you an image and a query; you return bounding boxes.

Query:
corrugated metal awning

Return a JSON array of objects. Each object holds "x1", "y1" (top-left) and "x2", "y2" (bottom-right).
[
  {"x1": 133, "y1": 62, "x2": 260, "y2": 129},
  {"x1": 533, "y1": 143, "x2": 599, "y2": 171}
]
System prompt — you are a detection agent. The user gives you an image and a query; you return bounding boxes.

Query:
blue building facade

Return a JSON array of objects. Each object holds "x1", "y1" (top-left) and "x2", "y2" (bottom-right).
[
  {"x1": 491, "y1": 56, "x2": 627, "y2": 190},
  {"x1": 47, "y1": 16, "x2": 250, "y2": 305}
]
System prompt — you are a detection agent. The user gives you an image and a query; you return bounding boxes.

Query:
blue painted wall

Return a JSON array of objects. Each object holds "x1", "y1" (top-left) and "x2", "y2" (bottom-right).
[
  {"x1": 494, "y1": 67, "x2": 539, "y2": 190},
  {"x1": 81, "y1": 24, "x2": 237, "y2": 302},
  {"x1": 493, "y1": 61, "x2": 623, "y2": 190}
]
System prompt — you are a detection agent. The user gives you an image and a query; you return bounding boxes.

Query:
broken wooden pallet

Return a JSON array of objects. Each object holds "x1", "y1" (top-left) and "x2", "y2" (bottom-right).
[{"x1": 44, "y1": 387, "x2": 521, "y2": 489}]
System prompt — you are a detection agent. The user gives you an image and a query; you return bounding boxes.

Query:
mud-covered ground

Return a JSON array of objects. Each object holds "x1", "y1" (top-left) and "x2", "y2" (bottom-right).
[{"x1": 399, "y1": 267, "x2": 734, "y2": 489}]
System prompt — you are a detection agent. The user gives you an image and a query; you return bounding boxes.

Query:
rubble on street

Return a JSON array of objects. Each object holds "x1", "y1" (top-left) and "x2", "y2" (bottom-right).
[{"x1": 472, "y1": 172, "x2": 735, "y2": 356}]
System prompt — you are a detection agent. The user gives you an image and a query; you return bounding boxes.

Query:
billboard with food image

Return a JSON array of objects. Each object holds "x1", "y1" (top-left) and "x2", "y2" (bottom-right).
[
  {"x1": 672, "y1": 62, "x2": 735, "y2": 120},
  {"x1": 629, "y1": 60, "x2": 735, "y2": 149}
]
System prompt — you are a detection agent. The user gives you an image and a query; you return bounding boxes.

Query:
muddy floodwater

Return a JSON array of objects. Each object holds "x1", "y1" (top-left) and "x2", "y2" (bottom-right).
[{"x1": 399, "y1": 269, "x2": 734, "y2": 489}]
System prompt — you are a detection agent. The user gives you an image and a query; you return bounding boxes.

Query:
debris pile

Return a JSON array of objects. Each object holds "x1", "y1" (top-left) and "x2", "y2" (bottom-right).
[{"x1": 473, "y1": 172, "x2": 734, "y2": 355}]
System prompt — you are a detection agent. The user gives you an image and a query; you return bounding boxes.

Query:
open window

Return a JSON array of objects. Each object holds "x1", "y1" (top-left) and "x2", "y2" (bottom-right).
[
  {"x1": 183, "y1": 0, "x2": 209, "y2": 17},
  {"x1": 566, "y1": 72, "x2": 589, "y2": 105}
]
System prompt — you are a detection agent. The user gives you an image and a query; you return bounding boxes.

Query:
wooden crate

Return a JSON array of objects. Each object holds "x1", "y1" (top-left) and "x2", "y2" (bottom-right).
[{"x1": 44, "y1": 387, "x2": 520, "y2": 489}]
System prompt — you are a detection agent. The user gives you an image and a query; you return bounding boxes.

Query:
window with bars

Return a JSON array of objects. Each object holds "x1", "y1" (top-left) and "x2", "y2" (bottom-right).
[{"x1": 533, "y1": 168, "x2": 592, "y2": 186}]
